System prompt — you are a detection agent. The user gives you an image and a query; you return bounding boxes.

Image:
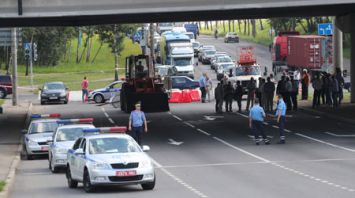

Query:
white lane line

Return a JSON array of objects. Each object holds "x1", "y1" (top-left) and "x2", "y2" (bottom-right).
[
  {"x1": 325, "y1": 132, "x2": 355, "y2": 138},
  {"x1": 295, "y1": 133, "x2": 355, "y2": 153},
  {"x1": 272, "y1": 125, "x2": 279, "y2": 129},
  {"x1": 236, "y1": 112, "x2": 249, "y2": 118},
  {"x1": 212, "y1": 136, "x2": 355, "y2": 193},
  {"x1": 184, "y1": 122, "x2": 196, "y2": 128},
  {"x1": 197, "y1": 128, "x2": 211, "y2": 136},
  {"x1": 263, "y1": 122, "x2": 269, "y2": 125},
  {"x1": 212, "y1": 136, "x2": 270, "y2": 163},
  {"x1": 284, "y1": 129, "x2": 292, "y2": 133},
  {"x1": 173, "y1": 115, "x2": 183, "y2": 121},
  {"x1": 101, "y1": 107, "x2": 116, "y2": 125},
  {"x1": 150, "y1": 157, "x2": 208, "y2": 198}
]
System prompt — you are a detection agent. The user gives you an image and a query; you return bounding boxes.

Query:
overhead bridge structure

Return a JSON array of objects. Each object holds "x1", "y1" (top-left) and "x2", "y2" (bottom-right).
[
  {"x1": 0, "y1": 0, "x2": 354, "y2": 103},
  {"x1": 0, "y1": 0, "x2": 354, "y2": 26}
]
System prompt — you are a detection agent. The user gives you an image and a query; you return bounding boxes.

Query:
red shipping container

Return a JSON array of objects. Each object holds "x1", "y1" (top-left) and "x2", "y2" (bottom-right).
[{"x1": 287, "y1": 35, "x2": 327, "y2": 70}]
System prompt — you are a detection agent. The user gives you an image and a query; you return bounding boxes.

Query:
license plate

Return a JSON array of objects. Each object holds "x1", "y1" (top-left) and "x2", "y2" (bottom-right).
[
  {"x1": 49, "y1": 97, "x2": 57, "y2": 99},
  {"x1": 41, "y1": 146, "x2": 48, "y2": 151},
  {"x1": 116, "y1": 170, "x2": 136, "y2": 177}
]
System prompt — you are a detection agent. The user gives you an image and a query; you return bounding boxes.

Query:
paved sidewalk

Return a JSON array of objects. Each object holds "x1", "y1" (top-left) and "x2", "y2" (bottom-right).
[
  {"x1": 298, "y1": 100, "x2": 355, "y2": 125},
  {"x1": 0, "y1": 100, "x2": 29, "y2": 189}
]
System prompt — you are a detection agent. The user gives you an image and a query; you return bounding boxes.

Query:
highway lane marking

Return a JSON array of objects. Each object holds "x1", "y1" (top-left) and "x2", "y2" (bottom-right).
[
  {"x1": 295, "y1": 133, "x2": 355, "y2": 153},
  {"x1": 101, "y1": 107, "x2": 116, "y2": 125},
  {"x1": 173, "y1": 115, "x2": 183, "y2": 121},
  {"x1": 150, "y1": 158, "x2": 208, "y2": 198},
  {"x1": 197, "y1": 128, "x2": 211, "y2": 136},
  {"x1": 212, "y1": 136, "x2": 355, "y2": 193},
  {"x1": 235, "y1": 112, "x2": 249, "y2": 118},
  {"x1": 325, "y1": 132, "x2": 355, "y2": 137},
  {"x1": 184, "y1": 121, "x2": 196, "y2": 128},
  {"x1": 272, "y1": 125, "x2": 279, "y2": 129},
  {"x1": 284, "y1": 129, "x2": 292, "y2": 133}
]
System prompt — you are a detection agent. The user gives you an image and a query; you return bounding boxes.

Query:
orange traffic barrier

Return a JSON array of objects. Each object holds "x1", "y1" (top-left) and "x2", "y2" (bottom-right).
[
  {"x1": 181, "y1": 89, "x2": 192, "y2": 103},
  {"x1": 169, "y1": 89, "x2": 182, "y2": 103},
  {"x1": 190, "y1": 89, "x2": 201, "y2": 102}
]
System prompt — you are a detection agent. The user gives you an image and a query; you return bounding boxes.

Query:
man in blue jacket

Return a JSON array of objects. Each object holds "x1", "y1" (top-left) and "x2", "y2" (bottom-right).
[{"x1": 275, "y1": 94, "x2": 287, "y2": 144}]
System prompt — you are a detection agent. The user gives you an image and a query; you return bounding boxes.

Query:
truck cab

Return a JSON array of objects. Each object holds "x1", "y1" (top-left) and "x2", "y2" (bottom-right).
[{"x1": 170, "y1": 43, "x2": 195, "y2": 79}]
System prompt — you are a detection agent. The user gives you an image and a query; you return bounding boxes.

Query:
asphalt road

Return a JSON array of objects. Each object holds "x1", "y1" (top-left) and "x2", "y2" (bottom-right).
[{"x1": 8, "y1": 37, "x2": 355, "y2": 198}]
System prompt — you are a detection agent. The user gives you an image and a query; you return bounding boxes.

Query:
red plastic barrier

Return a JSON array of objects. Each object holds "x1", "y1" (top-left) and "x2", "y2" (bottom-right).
[
  {"x1": 190, "y1": 89, "x2": 201, "y2": 102},
  {"x1": 181, "y1": 89, "x2": 192, "y2": 103},
  {"x1": 169, "y1": 89, "x2": 182, "y2": 103}
]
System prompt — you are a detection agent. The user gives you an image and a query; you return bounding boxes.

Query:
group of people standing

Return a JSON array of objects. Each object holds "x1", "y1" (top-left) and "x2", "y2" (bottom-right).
[{"x1": 311, "y1": 68, "x2": 345, "y2": 109}]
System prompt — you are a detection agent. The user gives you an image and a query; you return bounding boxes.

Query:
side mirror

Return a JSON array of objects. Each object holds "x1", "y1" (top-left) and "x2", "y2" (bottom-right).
[
  {"x1": 21, "y1": 129, "x2": 28, "y2": 134},
  {"x1": 142, "y1": 145, "x2": 150, "y2": 152},
  {"x1": 74, "y1": 148, "x2": 85, "y2": 155},
  {"x1": 65, "y1": 87, "x2": 69, "y2": 91}
]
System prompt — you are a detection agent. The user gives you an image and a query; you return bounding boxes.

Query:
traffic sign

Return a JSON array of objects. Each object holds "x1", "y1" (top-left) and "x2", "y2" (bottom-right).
[{"x1": 318, "y1": 23, "x2": 333, "y2": 36}]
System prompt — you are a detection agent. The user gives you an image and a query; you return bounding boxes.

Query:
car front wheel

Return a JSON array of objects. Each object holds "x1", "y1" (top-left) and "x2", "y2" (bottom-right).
[
  {"x1": 66, "y1": 166, "x2": 78, "y2": 188},
  {"x1": 83, "y1": 170, "x2": 95, "y2": 193},
  {"x1": 141, "y1": 177, "x2": 156, "y2": 190},
  {"x1": 94, "y1": 94, "x2": 104, "y2": 103}
]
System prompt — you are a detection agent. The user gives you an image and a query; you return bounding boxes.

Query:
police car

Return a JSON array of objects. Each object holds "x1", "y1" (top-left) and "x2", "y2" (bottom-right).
[
  {"x1": 22, "y1": 114, "x2": 61, "y2": 160},
  {"x1": 88, "y1": 81, "x2": 123, "y2": 103},
  {"x1": 66, "y1": 127, "x2": 155, "y2": 192},
  {"x1": 48, "y1": 118, "x2": 95, "y2": 173}
]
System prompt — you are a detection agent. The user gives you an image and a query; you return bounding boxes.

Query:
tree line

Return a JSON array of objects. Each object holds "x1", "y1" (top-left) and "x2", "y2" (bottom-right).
[{"x1": 0, "y1": 24, "x2": 138, "y2": 72}]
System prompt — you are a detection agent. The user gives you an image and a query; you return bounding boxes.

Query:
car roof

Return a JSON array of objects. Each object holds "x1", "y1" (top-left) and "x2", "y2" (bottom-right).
[
  {"x1": 30, "y1": 119, "x2": 60, "y2": 124},
  {"x1": 45, "y1": 82, "x2": 64, "y2": 85},
  {"x1": 85, "y1": 133, "x2": 132, "y2": 140},
  {"x1": 57, "y1": 124, "x2": 95, "y2": 130}
]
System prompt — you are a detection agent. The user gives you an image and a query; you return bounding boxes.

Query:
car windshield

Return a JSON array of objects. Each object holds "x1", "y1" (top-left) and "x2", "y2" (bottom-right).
[
  {"x1": 89, "y1": 137, "x2": 141, "y2": 154},
  {"x1": 228, "y1": 33, "x2": 237, "y2": 36},
  {"x1": 30, "y1": 122, "x2": 59, "y2": 134},
  {"x1": 158, "y1": 67, "x2": 169, "y2": 76},
  {"x1": 192, "y1": 42, "x2": 199, "y2": 48},
  {"x1": 218, "y1": 56, "x2": 232, "y2": 63},
  {"x1": 235, "y1": 66, "x2": 261, "y2": 76},
  {"x1": 44, "y1": 83, "x2": 65, "y2": 90},
  {"x1": 173, "y1": 58, "x2": 191, "y2": 66},
  {"x1": 205, "y1": 51, "x2": 216, "y2": 55},
  {"x1": 185, "y1": 33, "x2": 194, "y2": 40},
  {"x1": 56, "y1": 127, "x2": 87, "y2": 142}
]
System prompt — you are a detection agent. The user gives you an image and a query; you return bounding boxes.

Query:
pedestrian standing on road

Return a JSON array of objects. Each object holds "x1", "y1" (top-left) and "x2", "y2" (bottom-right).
[
  {"x1": 293, "y1": 69, "x2": 301, "y2": 86},
  {"x1": 249, "y1": 99, "x2": 270, "y2": 145},
  {"x1": 276, "y1": 75, "x2": 286, "y2": 98},
  {"x1": 331, "y1": 75, "x2": 339, "y2": 108},
  {"x1": 128, "y1": 102, "x2": 148, "y2": 146},
  {"x1": 260, "y1": 78, "x2": 266, "y2": 108},
  {"x1": 327, "y1": 73, "x2": 334, "y2": 106},
  {"x1": 335, "y1": 68, "x2": 344, "y2": 105},
  {"x1": 81, "y1": 76, "x2": 89, "y2": 103},
  {"x1": 246, "y1": 77, "x2": 256, "y2": 111},
  {"x1": 264, "y1": 77, "x2": 275, "y2": 112},
  {"x1": 290, "y1": 76, "x2": 298, "y2": 111},
  {"x1": 205, "y1": 75, "x2": 213, "y2": 102},
  {"x1": 312, "y1": 75, "x2": 323, "y2": 109},
  {"x1": 215, "y1": 82, "x2": 224, "y2": 113},
  {"x1": 301, "y1": 69, "x2": 310, "y2": 100},
  {"x1": 320, "y1": 72, "x2": 328, "y2": 105},
  {"x1": 256, "y1": 77, "x2": 263, "y2": 107},
  {"x1": 275, "y1": 94, "x2": 287, "y2": 144},
  {"x1": 234, "y1": 81, "x2": 243, "y2": 113},
  {"x1": 224, "y1": 81, "x2": 234, "y2": 112},
  {"x1": 285, "y1": 77, "x2": 292, "y2": 110},
  {"x1": 199, "y1": 73, "x2": 207, "y2": 103}
]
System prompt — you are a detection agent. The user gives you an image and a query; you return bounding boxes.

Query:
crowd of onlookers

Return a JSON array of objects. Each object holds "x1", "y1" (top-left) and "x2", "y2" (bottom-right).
[{"x1": 199, "y1": 67, "x2": 345, "y2": 113}]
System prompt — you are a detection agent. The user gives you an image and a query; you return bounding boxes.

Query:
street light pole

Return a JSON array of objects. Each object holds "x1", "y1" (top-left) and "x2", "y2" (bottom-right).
[{"x1": 11, "y1": 28, "x2": 18, "y2": 106}]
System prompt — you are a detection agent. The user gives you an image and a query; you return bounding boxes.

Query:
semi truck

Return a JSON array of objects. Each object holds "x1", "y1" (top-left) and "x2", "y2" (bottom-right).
[
  {"x1": 271, "y1": 32, "x2": 333, "y2": 79},
  {"x1": 158, "y1": 32, "x2": 191, "y2": 65}
]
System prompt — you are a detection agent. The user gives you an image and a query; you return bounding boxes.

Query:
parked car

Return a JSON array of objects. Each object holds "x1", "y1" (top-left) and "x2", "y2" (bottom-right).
[
  {"x1": 40, "y1": 82, "x2": 68, "y2": 105},
  {"x1": 201, "y1": 49, "x2": 217, "y2": 64},
  {"x1": 216, "y1": 63, "x2": 236, "y2": 76},
  {"x1": 224, "y1": 32, "x2": 239, "y2": 43},
  {"x1": 197, "y1": 45, "x2": 215, "y2": 61},
  {"x1": 171, "y1": 76, "x2": 200, "y2": 90},
  {"x1": 213, "y1": 55, "x2": 234, "y2": 72},
  {"x1": 88, "y1": 81, "x2": 123, "y2": 103},
  {"x1": 210, "y1": 52, "x2": 229, "y2": 70},
  {"x1": 155, "y1": 65, "x2": 175, "y2": 77},
  {"x1": 192, "y1": 41, "x2": 200, "y2": 57},
  {"x1": 0, "y1": 74, "x2": 12, "y2": 99}
]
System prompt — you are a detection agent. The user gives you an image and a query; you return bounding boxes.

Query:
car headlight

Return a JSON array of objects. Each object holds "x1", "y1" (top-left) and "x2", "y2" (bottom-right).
[
  {"x1": 54, "y1": 148, "x2": 67, "y2": 154},
  {"x1": 60, "y1": 92, "x2": 66, "y2": 97},
  {"x1": 41, "y1": 93, "x2": 47, "y2": 97},
  {"x1": 26, "y1": 138, "x2": 38, "y2": 146},
  {"x1": 139, "y1": 160, "x2": 152, "y2": 168},
  {"x1": 92, "y1": 162, "x2": 111, "y2": 170}
]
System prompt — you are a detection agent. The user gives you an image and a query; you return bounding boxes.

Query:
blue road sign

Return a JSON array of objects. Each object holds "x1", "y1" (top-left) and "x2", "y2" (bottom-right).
[
  {"x1": 318, "y1": 23, "x2": 333, "y2": 36},
  {"x1": 24, "y1": 42, "x2": 31, "y2": 50}
]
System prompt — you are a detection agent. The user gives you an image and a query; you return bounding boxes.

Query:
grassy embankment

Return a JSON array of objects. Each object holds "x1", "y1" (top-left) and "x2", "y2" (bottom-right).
[
  {"x1": 0, "y1": 180, "x2": 5, "y2": 192},
  {"x1": 1, "y1": 35, "x2": 141, "y2": 91}
]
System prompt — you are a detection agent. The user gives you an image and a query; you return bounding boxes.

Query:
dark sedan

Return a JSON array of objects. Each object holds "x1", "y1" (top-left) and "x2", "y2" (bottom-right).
[
  {"x1": 171, "y1": 76, "x2": 200, "y2": 90},
  {"x1": 40, "y1": 82, "x2": 69, "y2": 105}
]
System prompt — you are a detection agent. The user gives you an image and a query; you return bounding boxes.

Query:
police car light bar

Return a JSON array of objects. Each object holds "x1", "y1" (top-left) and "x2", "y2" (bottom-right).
[
  {"x1": 82, "y1": 127, "x2": 127, "y2": 134},
  {"x1": 31, "y1": 113, "x2": 61, "y2": 119},
  {"x1": 57, "y1": 118, "x2": 94, "y2": 125}
]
